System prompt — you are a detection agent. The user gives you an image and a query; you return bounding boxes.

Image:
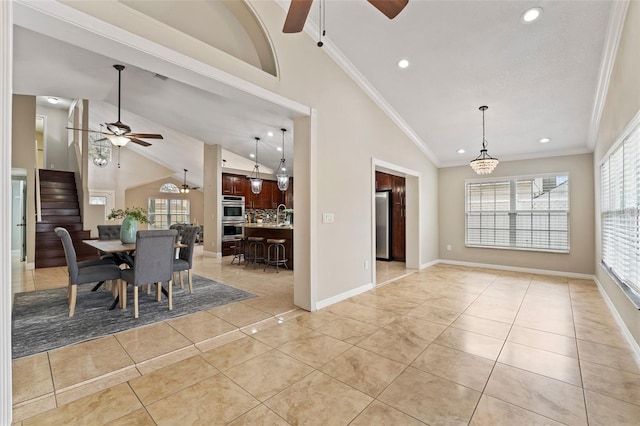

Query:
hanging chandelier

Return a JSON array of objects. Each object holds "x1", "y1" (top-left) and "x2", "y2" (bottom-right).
[
  {"x1": 470, "y1": 105, "x2": 499, "y2": 175},
  {"x1": 276, "y1": 128, "x2": 289, "y2": 192},
  {"x1": 250, "y1": 137, "x2": 263, "y2": 194}
]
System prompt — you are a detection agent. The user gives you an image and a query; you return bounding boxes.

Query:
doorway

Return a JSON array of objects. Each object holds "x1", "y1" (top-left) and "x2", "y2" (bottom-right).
[{"x1": 11, "y1": 170, "x2": 27, "y2": 261}]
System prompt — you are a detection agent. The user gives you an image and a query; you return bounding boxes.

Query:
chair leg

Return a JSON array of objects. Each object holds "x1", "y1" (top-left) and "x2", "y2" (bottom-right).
[
  {"x1": 156, "y1": 282, "x2": 162, "y2": 302},
  {"x1": 187, "y1": 269, "x2": 193, "y2": 294},
  {"x1": 120, "y1": 280, "x2": 127, "y2": 309},
  {"x1": 168, "y1": 280, "x2": 173, "y2": 311},
  {"x1": 179, "y1": 271, "x2": 184, "y2": 289},
  {"x1": 69, "y1": 284, "x2": 77, "y2": 317},
  {"x1": 134, "y1": 286, "x2": 139, "y2": 319}
]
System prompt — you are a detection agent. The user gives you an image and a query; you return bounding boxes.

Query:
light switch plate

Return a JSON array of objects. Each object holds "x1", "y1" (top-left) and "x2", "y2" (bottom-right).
[{"x1": 322, "y1": 213, "x2": 334, "y2": 223}]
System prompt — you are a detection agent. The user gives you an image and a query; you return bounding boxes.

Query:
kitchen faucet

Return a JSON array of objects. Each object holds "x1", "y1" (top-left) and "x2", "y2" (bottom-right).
[{"x1": 277, "y1": 204, "x2": 287, "y2": 225}]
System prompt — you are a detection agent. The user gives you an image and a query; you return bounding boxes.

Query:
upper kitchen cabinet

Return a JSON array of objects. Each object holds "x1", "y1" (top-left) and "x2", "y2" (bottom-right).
[
  {"x1": 222, "y1": 173, "x2": 247, "y2": 196},
  {"x1": 375, "y1": 171, "x2": 393, "y2": 191}
]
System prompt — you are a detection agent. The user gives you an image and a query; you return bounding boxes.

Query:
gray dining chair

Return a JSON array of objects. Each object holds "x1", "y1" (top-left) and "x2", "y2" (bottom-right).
[
  {"x1": 54, "y1": 227, "x2": 122, "y2": 317},
  {"x1": 120, "y1": 229, "x2": 178, "y2": 318},
  {"x1": 173, "y1": 226, "x2": 199, "y2": 293}
]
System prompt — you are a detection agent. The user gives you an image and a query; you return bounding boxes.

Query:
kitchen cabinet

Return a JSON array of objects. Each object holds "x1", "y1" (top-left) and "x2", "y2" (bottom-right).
[
  {"x1": 375, "y1": 171, "x2": 393, "y2": 191},
  {"x1": 223, "y1": 173, "x2": 247, "y2": 196}
]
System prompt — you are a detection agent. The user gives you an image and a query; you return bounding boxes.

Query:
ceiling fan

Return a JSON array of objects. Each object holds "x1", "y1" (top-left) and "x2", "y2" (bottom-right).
[
  {"x1": 66, "y1": 64, "x2": 163, "y2": 147},
  {"x1": 180, "y1": 169, "x2": 199, "y2": 193},
  {"x1": 283, "y1": 0, "x2": 408, "y2": 33}
]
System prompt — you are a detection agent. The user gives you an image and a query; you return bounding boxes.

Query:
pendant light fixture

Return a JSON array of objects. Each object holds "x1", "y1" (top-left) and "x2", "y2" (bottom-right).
[
  {"x1": 250, "y1": 137, "x2": 263, "y2": 194},
  {"x1": 470, "y1": 105, "x2": 499, "y2": 175},
  {"x1": 276, "y1": 128, "x2": 289, "y2": 191}
]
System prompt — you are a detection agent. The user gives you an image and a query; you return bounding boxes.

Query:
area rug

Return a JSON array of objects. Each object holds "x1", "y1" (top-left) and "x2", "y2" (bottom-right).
[{"x1": 11, "y1": 275, "x2": 255, "y2": 359}]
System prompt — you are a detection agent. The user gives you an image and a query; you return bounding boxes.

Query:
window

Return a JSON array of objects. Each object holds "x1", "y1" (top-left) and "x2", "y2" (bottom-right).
[
  {"x1": 601, "y1": 115, "x2": 640, "y2": 303},
  {"x1": 465, "y1": 174, "x2": 569, "y2": 252},
  {"x1": 148, "y1": 198, "x2": 190, "y2": 230},
  {"x1": 88, "y1": 196, "x2": 106, "y2": 205}
]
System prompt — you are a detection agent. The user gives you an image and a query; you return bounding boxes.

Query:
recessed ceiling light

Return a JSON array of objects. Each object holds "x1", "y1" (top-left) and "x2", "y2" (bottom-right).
[
  {"x1": 267, "y1": 131, "x2": 274, "y2": 137},
  {"x1": 539, "y1": 137, "x2": 551, "y2": 143},
  {"x1": 277, "y1": 146, "x2": 282, "y2": 151},
  {"x1": 521, "y1": 7, "x2": 543, "y2": 24},
  {"x1": 397, "y1": 59, "x2": 410, "y2": 69},
  {"x1": 47, "y1": 97, "x2": 59, "y2": 104},
  {"x1": 250, "y1": 153, "x2": 255, "y2": 158},
  {"x1": 457, "y1": 148, "x2": 465, "y2": 154}
]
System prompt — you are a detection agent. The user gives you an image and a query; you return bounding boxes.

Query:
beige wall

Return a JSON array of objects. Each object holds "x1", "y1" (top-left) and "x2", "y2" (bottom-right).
[
  {"x1": 439, "y1": 153, "x2": 595, "y2": 275},
  {"x1": 593, "y1": 1, "x2": 640, "y2": 346},
  {"x1": 125, "y1": 177, "x2": 205, "y2": 230},
  {"x1": 63, "y1": 0, "x2": 440, "y2": 304},
  {"x1": 11, "y1": 95, "x2": 36, "y2": 266},
  {"x1": 35, "y1": 104, "x2": 68, "y2": 171}
]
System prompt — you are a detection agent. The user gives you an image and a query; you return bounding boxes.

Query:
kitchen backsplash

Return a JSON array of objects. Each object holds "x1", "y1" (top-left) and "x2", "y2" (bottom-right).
[{"x1": 245, "y1": 209, "x2": 277, "y2": 223}]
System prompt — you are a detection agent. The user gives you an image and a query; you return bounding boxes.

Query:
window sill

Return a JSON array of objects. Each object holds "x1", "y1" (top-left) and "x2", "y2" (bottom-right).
[
  {"x1": 600, "y1": 262, "x2": 640, "y2": 309},
  {"x1": 465, "y1": 244, "x2": 570, "y2": 254}
]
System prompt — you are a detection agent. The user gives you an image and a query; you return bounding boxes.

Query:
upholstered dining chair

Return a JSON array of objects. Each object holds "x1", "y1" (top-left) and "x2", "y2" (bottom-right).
[
  {"x1": 54, "y1": 227, "x2": 122, "y2": 317},
  {"x1": 173, "y1": 226, "x2": 199, "y2": 293},
  {"x1": 120, "y1": 229, "x2": 177, "y2": 318}
]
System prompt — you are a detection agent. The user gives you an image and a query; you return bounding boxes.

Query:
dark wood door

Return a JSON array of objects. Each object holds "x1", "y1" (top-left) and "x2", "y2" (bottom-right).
[
  {"x1": 376, "y1": 171, "x2": 393, "y2": 191},
  {"x1": 391, "y1": 175, "x2": 406, "y2": 261}
]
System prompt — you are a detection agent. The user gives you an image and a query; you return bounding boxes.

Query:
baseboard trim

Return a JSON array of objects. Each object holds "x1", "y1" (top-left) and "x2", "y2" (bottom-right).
[
  {"x1": 315, "y1": 282, "x2": 374, "y2": 310},
  {"x1": 436, "y1": 259, "x2": 594, "y2": 280},
  {"x1": 592, "y1": 276, "x2": 640, "y2": 366},
  {"x1": 202, "y1": 251, "x2": 223, "y2": 260},
  {"x1": 420, "y1": 259, "x2": 440, "y2": 270},
  {"x1": 25, "y1": 262, "x2": 34, "y2": 270}
]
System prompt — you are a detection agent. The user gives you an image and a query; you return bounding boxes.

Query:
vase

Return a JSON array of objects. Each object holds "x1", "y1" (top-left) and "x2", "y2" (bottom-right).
[{"x1": 120, "y1": 216, "x2": 137, "y2": 243}]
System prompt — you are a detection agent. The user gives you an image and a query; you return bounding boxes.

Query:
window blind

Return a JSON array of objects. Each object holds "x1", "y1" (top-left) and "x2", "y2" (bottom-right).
[
  {"x1": 465, "y1": 174, "x2": 569, "y2": 252},
  {"x1": 601, "y1": 119, "x2": 640, "y2": 300}
]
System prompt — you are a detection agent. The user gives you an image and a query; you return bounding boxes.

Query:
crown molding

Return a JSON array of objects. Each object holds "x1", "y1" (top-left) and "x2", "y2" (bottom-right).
[{"x1": 587, "y1": 0, "x2": 630, "y2": 149}]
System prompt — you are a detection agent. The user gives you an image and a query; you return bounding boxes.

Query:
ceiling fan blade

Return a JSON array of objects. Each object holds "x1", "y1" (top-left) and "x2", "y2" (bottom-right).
[
  {"x1": 283, "y1": 0, "x2": 313, "y2": 33},
  {"x1": 65, "y1": 127, "x2": 100, "y2": 133},
  {"x1": 128, "y1": 133, "x2": 164, "y2": 140},
  {"x1": 128, "y1": 137, "x2": 152, "y2": 147},
  {"x1": 367, "y1": 0, "x2": 408, "y2": 19}
]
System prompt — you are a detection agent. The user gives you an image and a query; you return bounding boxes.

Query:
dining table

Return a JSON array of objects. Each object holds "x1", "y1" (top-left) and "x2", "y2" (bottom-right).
[{"x1": 82, "y1": 238, "x2": 187, "y2": 309}]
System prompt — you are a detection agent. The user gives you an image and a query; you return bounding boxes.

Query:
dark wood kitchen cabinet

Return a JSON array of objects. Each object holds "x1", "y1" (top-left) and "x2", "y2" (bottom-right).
[
  {"x1": 375, "y1": 171, "x2": 405, "y2": 262},
  {"x1": 222, "y1": 173, "x2": 247, "y2": 196}
]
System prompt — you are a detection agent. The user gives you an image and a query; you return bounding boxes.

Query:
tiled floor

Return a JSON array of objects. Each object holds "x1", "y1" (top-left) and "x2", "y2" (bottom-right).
[{"x1": 11, "y1": 255, "x2": 640, "y2": 425}]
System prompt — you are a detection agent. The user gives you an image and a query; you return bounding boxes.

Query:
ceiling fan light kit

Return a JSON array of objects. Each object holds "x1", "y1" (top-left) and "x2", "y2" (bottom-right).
[
  {"x1": 276, "y1": 128, "x2": 289, "y2": 192},
  {"x1": 180, "y1": 169, "x2": 198, "y2": 193},
  {"x1": 470, "y1": 105, "x2": 499, "y2": 175},
  {"x1": 250, "y1": 137, "x2": 263, "y2": 195}
]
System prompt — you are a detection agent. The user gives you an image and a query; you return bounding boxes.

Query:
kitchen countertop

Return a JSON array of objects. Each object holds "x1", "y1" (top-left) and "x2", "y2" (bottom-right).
[{"x1": 242, "y1": 223, "x2": 294, "y2": 230}]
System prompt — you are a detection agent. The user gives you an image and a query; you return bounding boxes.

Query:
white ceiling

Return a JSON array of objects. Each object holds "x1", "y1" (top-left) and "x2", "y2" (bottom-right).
[{"x1": 12, "y1": 0, "x2": 618, "y2": 183}]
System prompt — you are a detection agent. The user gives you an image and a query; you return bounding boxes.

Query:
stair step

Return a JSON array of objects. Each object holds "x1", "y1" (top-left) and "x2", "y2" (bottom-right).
[
  {"x1": 40, "y1": 187, "x2": 77, "y2": 195},
  {"x1": 38, "y1": 215, "x2": 82, "y2": 224},
  {"x1": 36, "y1": 222, "x2": 83, "y2": 233},
  {"x1": 41, "y1": 201, "x2": 79, "y2": 210},
  {"x1": 39, "y1": 169, "x2": 75, "y2": 181},
  {"x1": 41, "y1": 209, "x2": 81, "y2": 216},
  {"x1": 40, "y1": 194, "x2": 78, "y2": 202},
  {"x1": 39, "y1": 181, "x2": 76, "y2": 189},
  {"x1": 36, "y1": 229, "x2": 91, "y2": 242}
]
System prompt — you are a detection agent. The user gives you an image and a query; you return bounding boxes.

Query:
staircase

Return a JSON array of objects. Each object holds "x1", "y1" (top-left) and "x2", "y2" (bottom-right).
[{"x1": 35, "y1": 170, "x2": 98, "y2": 268}]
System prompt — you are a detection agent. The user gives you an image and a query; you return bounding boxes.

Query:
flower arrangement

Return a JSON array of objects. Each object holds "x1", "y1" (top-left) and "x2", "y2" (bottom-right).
[{"x1": 107, "y1": 207, "x2": 149, "y2": 224}]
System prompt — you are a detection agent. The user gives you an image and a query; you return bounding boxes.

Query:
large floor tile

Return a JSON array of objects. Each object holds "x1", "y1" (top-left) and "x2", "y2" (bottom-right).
[
  {"x1": 357, "y1": 327, "x2": 430, "y2": 364},
  {"x1": 326, "y1": 301, "x2": 398, "y2": 327},
  {"x1": 378, "y1": 367, "x2": 481, "y2": 425},
  {"x1": 224, "y1": 349, "x2": 314, "y2": 401},
  {"x1": 580, "y1": 360, "x2": 640, "y2": 406},
  {"x1": 405, "y1": 302, "x2": 461, "y2": 325},
  {"x1": 411, "y1": 343, "x2": 494, "y2": 391},
  {"x1": 145, "y1": 374, "x2": 259, "y2": 425},
  {"x1": 226, "y1": 404, "x2": 290, "y2": 426},
  {"x1": 450, "y1": 313, "x2": 511, "y2": 339},
  {"x1": 201, "y1": 335, "x2": 272, "y2": 371},
  {"x1": 350, "y1": 400, "x2": 426, "y2": 426},
  {"x1": 470, "y1": 394, "x2": 564, "y2": 426},
  {"x1": 48, "y1": 335, "x2": 134, "y2": 390},
  {"x1": 584, "y1": 389, "x2": 640, "y2": 426},
  {"x1": 12, "y1": 353, "x2": 54, "y2": 404},
  {"x1": 128, "y1": 355, "x2": 218, "y2": 405},
  {"x1": 23, "y1": 383, "x2": 142, "y2": 426},
  {"x1": 507, "y1": 325, "x2": 578, "y2": 358},
  {"x1": 433, "y1": 327, "x2": 504, "y2": 360},
  {"x1": 484, "y1": 363, "x2": 587, "y2": 425},
  {"x1": 105, "y1": 408, "x2": 156, "y2": 425},
  {"x1": 315, "y1": 316, "x2": 379, "y2": 344},
  {"x1": 320, "y1": 346, "x2": 406, "y2": 397},
  {"x1": 577, "y1": 339, "x2": 640, "y2": 374},
  {"x1": 208, "y1": 302, "x2": 273, "y2": 327},
  {"x1": 277, "y1": 331, "x2": 352, "y2": 368},
  {"x1": 114, "y1": 322, "x2": 192, "y2": 363},
  {"x1": 498, "y1": 341, "x2": 582, "y2": 386},
  {"x1": 293, "y1": 310, "x2": 341, "y2": 329},
  {"x1": 166, "y1": 310, "x2": 236, "y2": 343},
  {"x1": 265, "y1": 371, "x2": 372, "y2": 426},
  {"x1": 247, "y1": 321, "x2": 313, "y2": 348}
]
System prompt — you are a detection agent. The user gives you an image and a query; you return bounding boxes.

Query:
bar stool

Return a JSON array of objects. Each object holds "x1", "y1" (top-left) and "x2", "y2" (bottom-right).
[
  {"x1": 244, "y1": 237, "x2": 266, "y2": 269},
  {"x1": 230, "y1": 236, "x2": 245, "y2": 265},
  {"x1": 264, "y1": 238, "x2": 288, "y2": 272}
]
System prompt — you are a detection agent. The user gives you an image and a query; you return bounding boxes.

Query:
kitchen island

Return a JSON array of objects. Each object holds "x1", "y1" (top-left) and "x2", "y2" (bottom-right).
[{"x1": 243, "y1": 224, "x2": 293, "y2": 270}]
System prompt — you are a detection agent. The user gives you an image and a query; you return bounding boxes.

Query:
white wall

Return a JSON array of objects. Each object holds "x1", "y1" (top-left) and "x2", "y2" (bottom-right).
[
  {"x1": 593, "y1": 1, "x2": 640, "y2": 346},
  {"x1": 35, "y1": 104, "x2": 68, "y2": 171},
  {"x1": 439, "y1": 153, "x2": 595, "y2": 275}
]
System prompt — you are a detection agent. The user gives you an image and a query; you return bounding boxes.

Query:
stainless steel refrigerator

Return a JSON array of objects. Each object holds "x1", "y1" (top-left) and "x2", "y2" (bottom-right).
[{"x1": 375, "y1": 190, "x2": 392, "y2": 260}]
